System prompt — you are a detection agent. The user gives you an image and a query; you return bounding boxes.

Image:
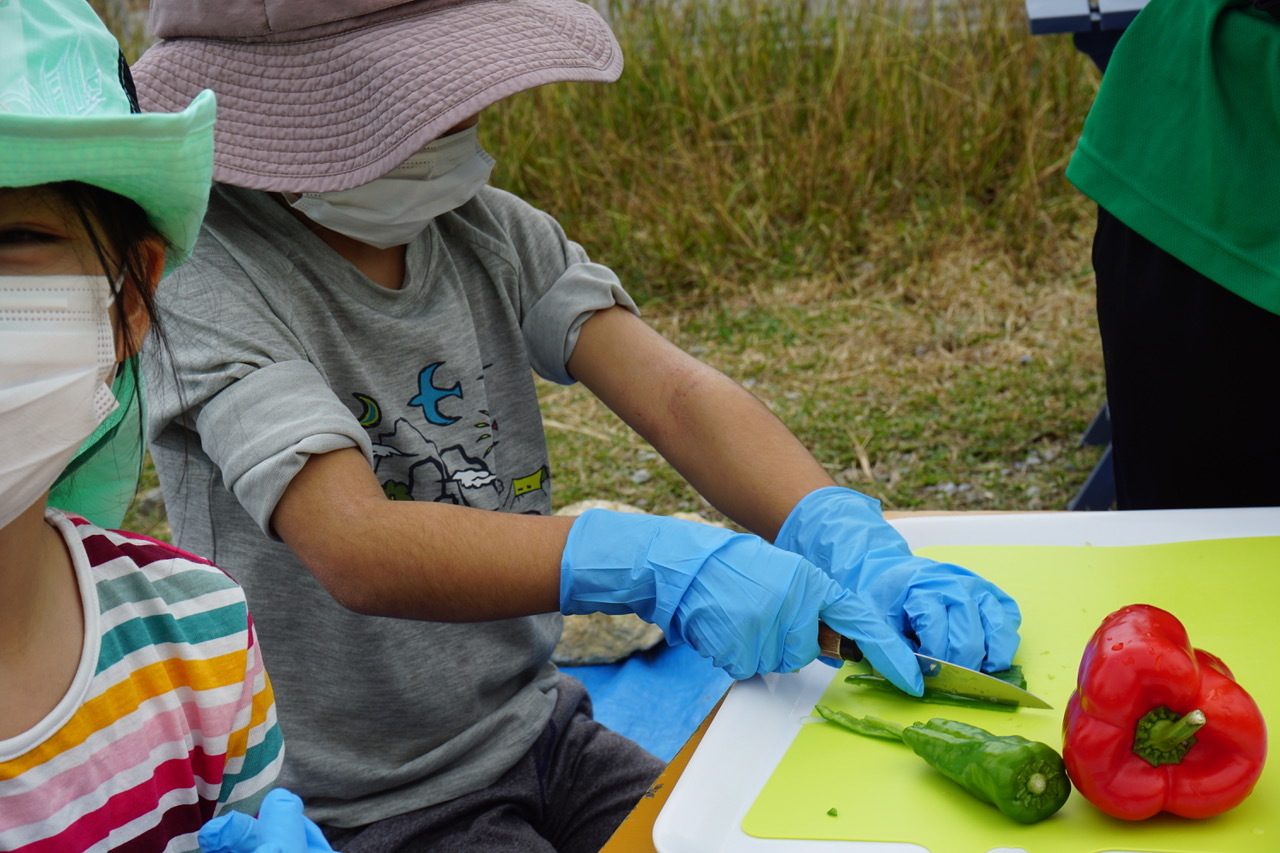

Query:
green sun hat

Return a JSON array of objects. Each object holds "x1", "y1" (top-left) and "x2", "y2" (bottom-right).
[{"x1": 0, "y1": 0, "x2": 216, "y2": 272}]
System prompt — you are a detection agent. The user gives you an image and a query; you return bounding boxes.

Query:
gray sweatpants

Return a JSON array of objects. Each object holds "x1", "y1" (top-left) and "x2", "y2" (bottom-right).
[{"x1": 322, "y1": 674, "x2": 666, "y2": 852}]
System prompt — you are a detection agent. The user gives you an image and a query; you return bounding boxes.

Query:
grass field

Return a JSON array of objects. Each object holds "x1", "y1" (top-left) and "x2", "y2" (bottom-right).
[
  {"x1": 480, "y1": 0, "x2": 1109, "y2": 520},
  {"x1": 108, "y1": 0, "x2": 1109, "y2": 537}
]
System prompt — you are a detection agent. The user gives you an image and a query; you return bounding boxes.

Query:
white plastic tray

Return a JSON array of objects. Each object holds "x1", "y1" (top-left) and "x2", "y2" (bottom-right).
[{"x1": 652, "y1": 508, "x2": 1280, "y2": 853}]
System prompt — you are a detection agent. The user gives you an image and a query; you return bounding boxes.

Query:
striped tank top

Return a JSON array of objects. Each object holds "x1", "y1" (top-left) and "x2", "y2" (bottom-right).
[{"x1": 0, "y1": 510, "x2": 283, "y2": 852}]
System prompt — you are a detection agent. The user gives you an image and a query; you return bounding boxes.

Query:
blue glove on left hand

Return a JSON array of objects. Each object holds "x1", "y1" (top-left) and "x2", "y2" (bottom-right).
[
  {"x1": 560, "y1": 508, "x2": 922, "y2": 684},
  {"x1": 775, "y1": 487, "x2": 1021, "y2": 673},
  {"x1": 199, "y1": 789, "x2": 336, "y2": 853}
]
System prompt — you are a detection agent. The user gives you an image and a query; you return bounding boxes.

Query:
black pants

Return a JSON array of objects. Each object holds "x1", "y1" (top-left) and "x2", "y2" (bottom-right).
[
  {"x1": 1092, "y1": 206, "x2": 1280, "y2": 509},
  {"x1": 322, "y1": 674, "x2": 665, "y2": 853}
]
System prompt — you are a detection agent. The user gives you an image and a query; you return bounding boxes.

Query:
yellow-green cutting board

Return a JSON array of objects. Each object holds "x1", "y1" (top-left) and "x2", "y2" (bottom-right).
[{"x1": 742, "y1": 537, "x2": 1279, "y2": 853}]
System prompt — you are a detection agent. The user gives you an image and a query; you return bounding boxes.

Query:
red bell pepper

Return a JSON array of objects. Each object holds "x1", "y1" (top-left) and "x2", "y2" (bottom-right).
[{"x1": 1062, "y1": 603, "x2": 1267, "y2": 820}]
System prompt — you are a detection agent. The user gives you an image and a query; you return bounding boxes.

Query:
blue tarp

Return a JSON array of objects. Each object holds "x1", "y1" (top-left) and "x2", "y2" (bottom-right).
[{"x1": 566, "y1": 642, "x2": 734, "y2": 762}]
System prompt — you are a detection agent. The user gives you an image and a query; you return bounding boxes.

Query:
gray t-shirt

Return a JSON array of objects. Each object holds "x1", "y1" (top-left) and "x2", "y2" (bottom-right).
[{"x1": 143, "y1": 183, "x2": 638, "y2": 826}]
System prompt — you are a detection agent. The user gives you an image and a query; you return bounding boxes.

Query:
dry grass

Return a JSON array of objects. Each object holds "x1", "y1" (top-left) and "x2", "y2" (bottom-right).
[
  {"x1": 538, "y1": 215, "x2": 1105, "y2": 520},
  {"x1": 491, "y1": 0, "x2": 1100, "y2": 299}
]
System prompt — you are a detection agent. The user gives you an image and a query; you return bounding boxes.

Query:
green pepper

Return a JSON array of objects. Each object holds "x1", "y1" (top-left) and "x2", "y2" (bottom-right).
[
  {"x1": 843, "y1": 665, "x2": 1028, "y2": 713},
  {"x1": 814, "y1": 705, "x2": 906, "y2": 741},
  {"x1": 814, "y1": 706, "x2": 1071, "y2": 824}
]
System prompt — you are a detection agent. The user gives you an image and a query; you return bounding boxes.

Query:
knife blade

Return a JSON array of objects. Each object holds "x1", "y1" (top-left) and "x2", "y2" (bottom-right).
[{"x1": 817, "y1": 623, "x2": 1053, "y2": 709}]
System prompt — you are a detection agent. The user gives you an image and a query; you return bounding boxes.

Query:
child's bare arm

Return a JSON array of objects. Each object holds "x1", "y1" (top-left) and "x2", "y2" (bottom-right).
[
  {"x1": 568, "y1": 305, "x2": 836, "y2": 540},
  {"x1": 271, "y1": 446, "x2": 570, "y2": 620}
]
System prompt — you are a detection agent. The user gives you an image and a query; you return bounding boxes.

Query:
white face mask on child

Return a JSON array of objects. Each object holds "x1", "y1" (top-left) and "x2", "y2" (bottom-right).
[
  {"x1": 0, "y1": 273, "x2": 119, "y2": 527},
  {"x1": 286, "y1": 124, "x2": 496, "y2": 249}
]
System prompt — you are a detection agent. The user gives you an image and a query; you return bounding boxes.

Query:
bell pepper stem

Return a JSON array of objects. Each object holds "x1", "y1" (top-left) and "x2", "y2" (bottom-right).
[
  {"x1": 1133, "y1": 706, "x2": 1206, "y2": 766},
  {"x1": 1148, "y1": 709, "x2": 1206, "y2": 751}
]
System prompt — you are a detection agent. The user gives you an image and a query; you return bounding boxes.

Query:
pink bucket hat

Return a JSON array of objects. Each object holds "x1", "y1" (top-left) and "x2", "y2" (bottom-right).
[{"x1": 131, "y1": 0, "x2": 622, "y2": 192}]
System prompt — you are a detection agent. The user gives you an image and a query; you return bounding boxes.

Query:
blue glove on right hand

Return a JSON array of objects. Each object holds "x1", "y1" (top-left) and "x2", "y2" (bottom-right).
[
  {"x1": 199, "y1": 789, "x2": 336, "y2": 853},
  {"x1": 560, "y1": 508, "x2": 921, "y2": 684},
  {"x1": 775, "y1": 487, "x2": 1021, "y2": 679}
]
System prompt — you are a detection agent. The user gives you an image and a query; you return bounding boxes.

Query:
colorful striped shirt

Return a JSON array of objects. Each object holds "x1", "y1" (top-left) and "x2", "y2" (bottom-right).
[{"x1": 0, "y1": 510, "x2": 284, "y2": 852}]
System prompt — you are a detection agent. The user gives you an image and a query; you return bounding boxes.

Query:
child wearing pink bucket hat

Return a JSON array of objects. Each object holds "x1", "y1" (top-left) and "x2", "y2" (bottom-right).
[{"x1": 131, "y1": 2, "x2": 1024, "y2": 850}]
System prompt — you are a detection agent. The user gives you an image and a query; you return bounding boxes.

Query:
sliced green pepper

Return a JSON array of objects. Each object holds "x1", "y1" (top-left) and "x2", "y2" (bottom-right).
[
  {"x1": 814, "y1": 706, "x2": 1071, "y2": 824},
  {"x1": 814, "y1": 705, "x2": 905, "y2": 741},
  {"x1": 843, "y1": 665, "x2": 1027, "y2": 713}
]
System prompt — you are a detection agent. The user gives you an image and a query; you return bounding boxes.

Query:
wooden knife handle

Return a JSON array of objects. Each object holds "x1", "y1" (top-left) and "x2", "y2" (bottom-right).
[{"x1": 817, "y1": 622, "x2": 864, "y2": 663}]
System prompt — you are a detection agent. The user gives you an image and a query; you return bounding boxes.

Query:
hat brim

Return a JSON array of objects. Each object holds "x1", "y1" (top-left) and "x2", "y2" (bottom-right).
[
  {"x1": 0, "y1": 89, "x2": 216, "y2": 273},
  {"x1": 132, "y1": 0, "x2": 621, "y2": 193}
]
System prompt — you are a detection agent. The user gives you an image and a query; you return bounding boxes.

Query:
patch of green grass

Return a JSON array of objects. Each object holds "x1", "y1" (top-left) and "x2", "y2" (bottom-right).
[{"x1": 535, "y1": 231, "x2": 1105, "y2": 520}]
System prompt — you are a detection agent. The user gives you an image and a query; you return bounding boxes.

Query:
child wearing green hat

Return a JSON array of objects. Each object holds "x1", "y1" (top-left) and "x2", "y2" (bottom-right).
[{"x1": 0, "y1": 1, "x2": 287, "y2": 850}]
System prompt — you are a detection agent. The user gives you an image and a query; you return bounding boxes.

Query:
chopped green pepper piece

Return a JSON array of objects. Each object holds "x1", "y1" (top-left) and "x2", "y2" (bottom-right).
[
  {"x1": 814, "y1": 706, "x2": 1071, "y2": 824},
  {"x1": 843, "y1": 665, "x2": 1027, "y2": 713},
  {"x1": 814, "y1": 705, "x2": 906, "y2": 741},
  {"x1": 827, "y1": 807, "x2": 838, "y2": 817}
]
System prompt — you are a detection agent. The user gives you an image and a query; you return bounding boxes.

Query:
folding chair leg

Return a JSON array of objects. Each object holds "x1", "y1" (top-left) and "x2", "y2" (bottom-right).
[{"x1": 1069, "y1": 444, "x2": 1114, "y2": 510}]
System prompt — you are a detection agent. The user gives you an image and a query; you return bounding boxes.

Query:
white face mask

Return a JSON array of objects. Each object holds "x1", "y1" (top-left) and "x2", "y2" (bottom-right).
[
  {"x1": 0, "y1": 273, "x2": 119, "y2": 528},
  {"x1": 286, "y1": 124, "x2": 496, "y2": 249}
]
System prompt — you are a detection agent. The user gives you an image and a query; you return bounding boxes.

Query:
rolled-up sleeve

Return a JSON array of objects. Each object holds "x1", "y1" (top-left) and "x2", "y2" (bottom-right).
[
  {"x1": 196, "y1": 359, "x2": 371, "y2": 538},
  {"x1": 522, "y1": 261, "x2": 639, "y2": 385}
]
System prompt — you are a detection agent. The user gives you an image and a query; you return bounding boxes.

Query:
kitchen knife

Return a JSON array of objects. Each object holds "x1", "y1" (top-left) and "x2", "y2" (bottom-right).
[{"x1": 817, "y1": 623, "x2": 1053, "y2": 709}]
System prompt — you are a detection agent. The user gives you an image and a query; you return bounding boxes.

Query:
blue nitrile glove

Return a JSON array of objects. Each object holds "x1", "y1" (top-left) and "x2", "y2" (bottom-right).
[
  {"x1": 199, "y1": 789, "x2": 336, "y2": 853},
  {"x1": 775, "y1": 487, "x2": 1022, "y2": 676},
  {"x1": 560, "y1": 508, "x2": 922, "y2": 687}
]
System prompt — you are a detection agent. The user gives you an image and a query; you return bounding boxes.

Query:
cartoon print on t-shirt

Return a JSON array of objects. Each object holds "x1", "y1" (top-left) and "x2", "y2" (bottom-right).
[
  {"x1": 356, "y1": 362, "x2": 552, "y2": 509},
  {"x1": 409, "y1": 362, "x2": 463, "y2": 426},
  {"x1": 373, "y1": 416, "x2": 501, "y2": 505},
  {"x1": 512, "y1": 465, "x2": 549, "y2": 497},
  {"x1": 473, "y1": 409, "x2": 497, "y2": 458},
  {"x1": 353, "y1": 392, "x2": 381, "y2": 428}
]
